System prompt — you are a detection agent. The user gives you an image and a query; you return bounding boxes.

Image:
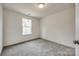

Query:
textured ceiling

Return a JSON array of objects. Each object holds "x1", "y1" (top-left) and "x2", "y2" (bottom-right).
[{"x1": 3, "y1": 3, "x2": 75, "y2": 19}]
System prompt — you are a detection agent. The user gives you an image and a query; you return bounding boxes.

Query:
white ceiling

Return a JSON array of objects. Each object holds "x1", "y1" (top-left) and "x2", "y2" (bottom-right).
[{"x1": 3, "y1": 3, "x2": 75, "y2": 19}]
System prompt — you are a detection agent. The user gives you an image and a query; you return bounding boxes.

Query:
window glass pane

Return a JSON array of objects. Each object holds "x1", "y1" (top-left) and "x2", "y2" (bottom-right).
[{"x1": 22, "y1": 18, "x2": 32, "y2": 35}]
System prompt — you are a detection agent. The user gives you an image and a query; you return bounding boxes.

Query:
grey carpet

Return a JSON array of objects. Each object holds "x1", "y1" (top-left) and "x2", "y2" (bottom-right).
[{"x1": 1, "y1": 39, "x2": 75, "y2": 56}]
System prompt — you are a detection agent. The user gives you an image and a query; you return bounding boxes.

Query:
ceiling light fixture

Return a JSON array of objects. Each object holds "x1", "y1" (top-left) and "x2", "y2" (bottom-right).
[
  {"x1": 38, "y1": 3, "x2": 44, "y2": 8},
  {"x1": 36, "y1": 3, "x2": 46, "y2": 8}
]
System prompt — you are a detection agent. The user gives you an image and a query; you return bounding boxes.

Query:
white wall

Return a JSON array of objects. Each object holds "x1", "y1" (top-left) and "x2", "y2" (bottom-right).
[
  {"x1": 76, "y1": 4, "x2": 79, "y2": 41},
  {"x1": 0, "y1": 4, "x2": 3, "y2": 54},
  {"x1": 3, "y1": 8, "x2": 40, "y2": 46},
  {"x1": 75, "y1": 3, "x2": 79, "y2": 56},
  {"x1": 41, "y1": 7, "x2": 75, "y2": 48}
]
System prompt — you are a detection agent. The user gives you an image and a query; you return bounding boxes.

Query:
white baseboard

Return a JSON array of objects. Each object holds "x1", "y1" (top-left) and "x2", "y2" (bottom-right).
[{"x1": 41, "y1": 37, "x2": 74, "y2": 48}]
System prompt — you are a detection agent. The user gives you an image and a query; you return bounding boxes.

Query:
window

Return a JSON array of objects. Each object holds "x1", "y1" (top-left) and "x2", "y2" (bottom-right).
[{"x1": 22, "y1": 18, "x2": 32, "y2": 35}]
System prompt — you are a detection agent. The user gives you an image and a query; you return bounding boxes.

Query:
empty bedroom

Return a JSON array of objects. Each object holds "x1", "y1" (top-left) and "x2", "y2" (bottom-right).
[{"x1": 0, "y1": 3, "x2": 75, "y2": 56}]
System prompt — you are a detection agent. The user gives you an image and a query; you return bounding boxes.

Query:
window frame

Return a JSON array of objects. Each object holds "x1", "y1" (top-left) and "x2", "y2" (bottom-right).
[{"x1": 22, "y1": 18, "x2": 32, "y2": 35}]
